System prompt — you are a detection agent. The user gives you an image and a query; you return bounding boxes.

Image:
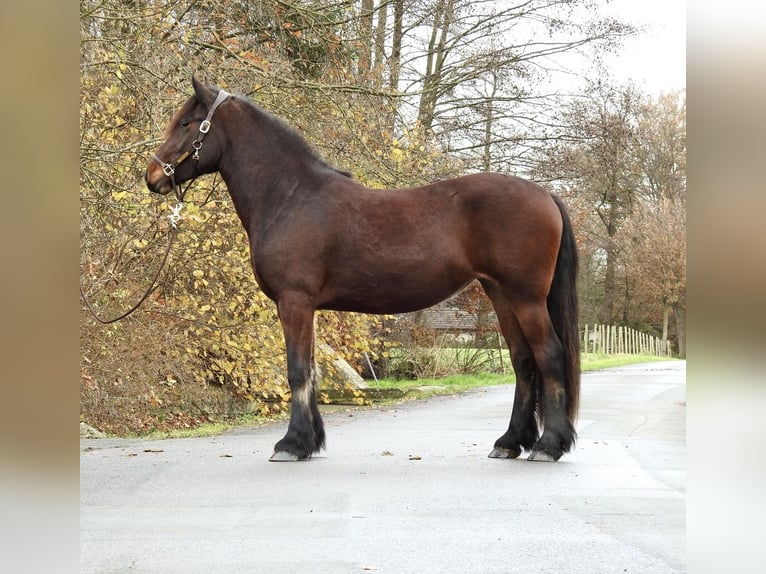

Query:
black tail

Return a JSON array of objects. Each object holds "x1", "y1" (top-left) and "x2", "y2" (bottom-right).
[{"x1": 547, "y1": 194, "x2": 581, "y2": 422}]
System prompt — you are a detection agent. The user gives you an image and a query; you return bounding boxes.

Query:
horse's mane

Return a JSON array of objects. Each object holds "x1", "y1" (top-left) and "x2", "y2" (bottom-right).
[{"x1": 236, "y1": 95, "x2": 353, "y2": 179}]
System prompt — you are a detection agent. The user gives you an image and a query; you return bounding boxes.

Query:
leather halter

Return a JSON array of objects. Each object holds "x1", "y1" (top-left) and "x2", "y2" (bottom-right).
[{"x1": 151, "y1": 89, "x2": 230, "y2": 188}]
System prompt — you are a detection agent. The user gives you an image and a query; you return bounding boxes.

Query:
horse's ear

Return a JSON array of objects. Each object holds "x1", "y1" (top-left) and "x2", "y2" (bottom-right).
[{"x1": 192, "y1": 76, "x2": 216, "y2": 107}]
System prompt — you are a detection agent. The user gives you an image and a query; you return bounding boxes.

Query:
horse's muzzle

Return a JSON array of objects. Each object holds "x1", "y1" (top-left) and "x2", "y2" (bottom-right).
[{"x1": 145, "y1": 163, "x2": 173, "y2": 195}]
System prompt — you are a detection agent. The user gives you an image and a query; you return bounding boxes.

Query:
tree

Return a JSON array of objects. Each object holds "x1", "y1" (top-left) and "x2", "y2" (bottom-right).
[
  {"x1": 358, "y1": 0, "x2": 375, "y2": 78},
  {"x1": 533, "y1": 86, "x2": 686, "y2": 353},
  {"x1": 400, "y1": 0, "x2": 634, "y2": 167},
  {"x1": 389, "y1": 0, "x2": 404, "y2": 90},
  {"x1": 335, "y1": 0, "x2": 634, "y2": 172},
  {"x1": 620, "y1": 91, "x2": 686, "y2": 355},
  {"x1": 535, "y1": 82, "x2": 645, "y2": 324},
  {"x1": 634, "y1": 92, "x2": 687, "y2": 204},
  {"x1": 618, "y1": 198, "x2": 686, "y2": 357},
  {"x1": 416, "y1": 0, "x2": 456, "y2": 131}
]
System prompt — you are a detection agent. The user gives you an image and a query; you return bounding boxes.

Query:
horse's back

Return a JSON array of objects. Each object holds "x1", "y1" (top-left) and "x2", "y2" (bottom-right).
[
  {"x1": 310, "y1": 172, "x2": 563, "y2": 312},
  {"x1": 336, "y1": 171, "x2": 563, "y2": 267},
  {"x1": 442, "y1": 173, "x2": 557, "y2": 212}
]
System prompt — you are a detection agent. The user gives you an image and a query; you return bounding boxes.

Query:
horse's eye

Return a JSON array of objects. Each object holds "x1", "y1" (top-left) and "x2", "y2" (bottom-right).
[{"x1": 180, "y1": 119, "x2": 190, "y2": 128}]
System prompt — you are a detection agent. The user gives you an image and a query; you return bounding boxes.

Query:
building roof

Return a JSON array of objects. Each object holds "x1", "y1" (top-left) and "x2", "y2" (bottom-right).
[{"x1": 420, "y1": 306, "x2": 477, "y2": 331}]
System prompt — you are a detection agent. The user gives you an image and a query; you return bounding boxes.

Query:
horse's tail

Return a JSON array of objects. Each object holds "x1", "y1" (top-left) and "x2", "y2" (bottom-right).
[{"x1": 547, "y1": 194, "x2": 581, "y2": 423}]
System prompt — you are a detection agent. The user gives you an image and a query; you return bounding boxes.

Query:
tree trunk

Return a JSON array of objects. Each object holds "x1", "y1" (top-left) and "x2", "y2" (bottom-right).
[
  {"x1": 373, "y1": 0, "x2": 388, "y2": 84},
  {"x1": 673, "y1": 304, "x2": 686, "y2": 358},
  {"x1": 388, "y1": 0, "x2": 403, "y2": 91},
  {"x1": 481, "y1": 73, "x2": 498, "y2": 172},
  {"x1": 417, "y1": 0, "x2": 454, "y2": 132},
  {"x1": 602, "y1": 188, "x2": 620, "y2": 323},
  {"x1": 358, "y1": 0, "x2": 374, "y2": 79}
]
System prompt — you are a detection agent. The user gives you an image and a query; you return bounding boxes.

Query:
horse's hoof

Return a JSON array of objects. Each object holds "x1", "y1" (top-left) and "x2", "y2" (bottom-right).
[
  {"x1": 269, "y1": 451, "x2": 302, "y2": 462},
  {"x1": 488, "y1": 446, "x2": 521, "y2": 459},
  {"x1": 527, "y1": 449, "x2": 560, "y2": 462}
]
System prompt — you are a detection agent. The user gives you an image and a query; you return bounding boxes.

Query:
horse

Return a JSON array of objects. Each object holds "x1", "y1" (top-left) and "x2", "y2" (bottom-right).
[{"x1": 146, "y1": 77, "x2": 580, "y2": 462}]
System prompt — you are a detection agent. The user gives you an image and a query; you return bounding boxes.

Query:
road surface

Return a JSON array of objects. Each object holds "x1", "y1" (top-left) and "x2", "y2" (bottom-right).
[{"x1": 80, "y1": 361, "x2": 686, "y2": 573}]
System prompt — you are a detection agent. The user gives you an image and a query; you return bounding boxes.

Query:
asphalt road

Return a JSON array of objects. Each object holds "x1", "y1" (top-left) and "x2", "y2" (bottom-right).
[{"x1": 80, "y1": 361, "x2": 686, "y2": 573}]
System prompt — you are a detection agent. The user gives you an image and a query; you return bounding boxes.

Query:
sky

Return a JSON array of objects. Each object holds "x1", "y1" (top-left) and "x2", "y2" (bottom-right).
[{"x1": 600, "y1": 0, "x2": 686, "y2": 94}]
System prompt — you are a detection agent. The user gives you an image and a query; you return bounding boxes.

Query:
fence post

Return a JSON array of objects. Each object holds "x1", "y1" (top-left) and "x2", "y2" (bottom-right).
[
  {"x1": 582, "y1": 323, "x2": 588, "y2": 353},
  {"x1": 584, "y1": 324, "x2": 674, "y2": 357}
]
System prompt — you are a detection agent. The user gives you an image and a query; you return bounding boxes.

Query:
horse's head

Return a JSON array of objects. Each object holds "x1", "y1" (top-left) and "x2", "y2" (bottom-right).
[{"x1": 146, "y1": 77, "x2": 230, "y2": 195}]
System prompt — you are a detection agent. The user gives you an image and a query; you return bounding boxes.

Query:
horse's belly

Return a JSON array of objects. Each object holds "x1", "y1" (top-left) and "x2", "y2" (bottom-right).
[{"x1": 318, "y1": 265, "x2": 474, "y2": 315}]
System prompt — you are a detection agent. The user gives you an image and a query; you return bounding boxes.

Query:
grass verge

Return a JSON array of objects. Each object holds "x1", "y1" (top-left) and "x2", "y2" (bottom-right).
[
  {"x1": 372, "y1": 353, "x2": 677, "y2": 395},
  {"x1": 119, "y1": 354, "x2": 677, "y2": 439}
]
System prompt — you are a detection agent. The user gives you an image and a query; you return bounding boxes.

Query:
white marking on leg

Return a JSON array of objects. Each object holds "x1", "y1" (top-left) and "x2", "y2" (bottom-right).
[{"x1": 294, "y1": 362, "x2": 316, "y2": 412}]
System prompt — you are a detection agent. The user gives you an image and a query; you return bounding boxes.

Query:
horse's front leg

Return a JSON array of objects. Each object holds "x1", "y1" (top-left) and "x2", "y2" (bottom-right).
[{"x1": 270, "y1": 296, "x2": 325, "y2": 462}]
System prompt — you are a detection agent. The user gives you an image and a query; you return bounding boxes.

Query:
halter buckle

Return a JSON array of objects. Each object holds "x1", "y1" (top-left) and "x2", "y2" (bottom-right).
[
  {"x1": 199, "y1": 120, "x2": 211, "y2": 134},
  {"x1": 161, "y1": 163, "x2": 175, "y2": 177}
]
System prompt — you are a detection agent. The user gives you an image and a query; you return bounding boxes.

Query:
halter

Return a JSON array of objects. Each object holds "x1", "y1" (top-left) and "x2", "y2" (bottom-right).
[{"x1": 151, "y1": 89, "x2": 230, "y2": 199}]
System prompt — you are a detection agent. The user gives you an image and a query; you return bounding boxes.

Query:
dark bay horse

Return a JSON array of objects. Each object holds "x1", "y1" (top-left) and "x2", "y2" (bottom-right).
[{"x1": 146, "y1": 78, "x2": 580, "y2": 462}]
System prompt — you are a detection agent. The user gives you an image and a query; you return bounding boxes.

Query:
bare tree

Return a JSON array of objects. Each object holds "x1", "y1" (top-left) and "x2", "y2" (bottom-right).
[
  {"x1": 389, "y1": 0, "x2": 404, "y2": 90},
  {"x1": 416, "y1": 0, "x2": 456, "y2": 131},
  {"x1": 533, "y1": 86, "x2": 686, "y2": 353},
  {"x1": 373, "y1": 0, "x2": 389, "y2": 81},
  {"x1": 359, "y1": 0, "x2": 375, "y2": 78},
  {"x1": 398, "y1": 0, "x2": 634, "y2": 158},
  {"x1": 634, "y1": 92, "x2": 687, "y2": 203},
  {"x1": 535, "y1": 82, "x2": 644, "y2": 323},
  {"x1": 622, "y1": 91, "x2": 686, "y2": 355},
  {"x1": 619, "y1": 198, "x2": 686, "y2": 357}
]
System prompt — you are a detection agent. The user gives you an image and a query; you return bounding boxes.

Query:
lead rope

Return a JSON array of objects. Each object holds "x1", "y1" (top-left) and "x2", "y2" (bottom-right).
[
  {"x1": 82, "y1": 91, "x2": 230, "y2": 324},
  {"x1": 79, "y1": 199, "x2": 185, "y2": 324}
]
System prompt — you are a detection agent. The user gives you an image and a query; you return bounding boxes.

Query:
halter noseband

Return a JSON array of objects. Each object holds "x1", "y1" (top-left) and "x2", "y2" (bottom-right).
[{"x1": 151, "y1": 89, "x2": 230, "y2": 195}]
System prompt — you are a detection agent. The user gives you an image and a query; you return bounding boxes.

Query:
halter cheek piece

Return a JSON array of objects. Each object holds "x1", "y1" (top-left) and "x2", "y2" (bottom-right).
[{"x1": 151, "y1": 89, "x2": 230, "y2": 192}]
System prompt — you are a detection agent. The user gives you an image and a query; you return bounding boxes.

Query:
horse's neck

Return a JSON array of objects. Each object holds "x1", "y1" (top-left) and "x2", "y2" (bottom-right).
[
  {"x1": 218, "y1": 146, "x2": 315, "y2": 238},
  {"x1": 218, "y1": 107, "x2": 332, "y2": 235}
]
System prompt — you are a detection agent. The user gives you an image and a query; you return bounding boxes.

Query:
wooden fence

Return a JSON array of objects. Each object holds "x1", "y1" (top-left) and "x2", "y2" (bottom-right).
[{"x1": 582, "y1": 324, "x2": 672, "y2": 357}]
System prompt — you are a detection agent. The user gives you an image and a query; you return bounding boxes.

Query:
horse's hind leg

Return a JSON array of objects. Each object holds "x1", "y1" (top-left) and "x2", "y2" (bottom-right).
[
  {"x1": 270, "y1": 296, "x2": 325, "y2": 462},
  {"x1": 482, "y1": 281, "x2": 540, "y2": 459},
  {"x1": 512, "y1": 301, "x2": 576, "y2": 461}
]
